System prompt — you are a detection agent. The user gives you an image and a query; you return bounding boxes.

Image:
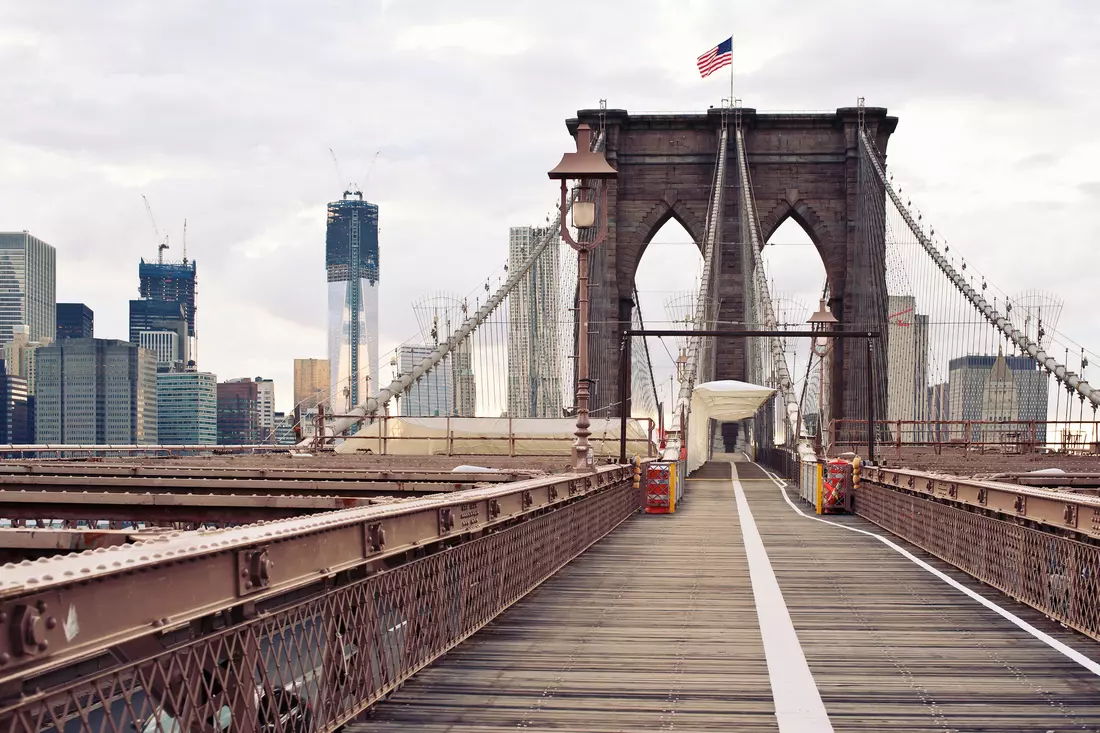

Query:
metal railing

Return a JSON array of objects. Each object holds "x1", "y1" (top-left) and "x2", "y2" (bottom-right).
[
  {"x1": 0, "y1": 467, "x2": 638, "y2": 732},
  {"x1": 833, "y1": 419, "x2": 1100, "y2": 455},
  {"x1": 857, "y1": 466, "x2": 1100, "y2": 641}
]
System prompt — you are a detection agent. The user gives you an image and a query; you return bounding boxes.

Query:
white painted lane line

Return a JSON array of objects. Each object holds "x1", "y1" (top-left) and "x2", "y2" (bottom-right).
[
  {"x1": 754, "y1": 463, "x2": 1100, "y2": 679},
  {"x1": 731, "y1": 465, "x2": 834, "y2": 733}
]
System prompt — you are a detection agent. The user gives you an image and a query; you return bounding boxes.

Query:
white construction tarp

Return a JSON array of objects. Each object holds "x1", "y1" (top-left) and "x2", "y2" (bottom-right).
[
  {"x1": 687, "y1": 380, "x2": 775, "y2": 474},
  {"x1": 334, "y1": 416, "x2": 654, "y2": 457}
]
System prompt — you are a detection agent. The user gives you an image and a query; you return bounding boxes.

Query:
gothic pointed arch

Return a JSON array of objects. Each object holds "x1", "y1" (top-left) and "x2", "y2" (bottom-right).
[{"x1": 618, "y1": 198, "x2": 708, "y2": 298}]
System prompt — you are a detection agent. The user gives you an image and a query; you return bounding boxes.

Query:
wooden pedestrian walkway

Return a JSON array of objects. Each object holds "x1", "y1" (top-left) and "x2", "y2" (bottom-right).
[{"x1": 349, "y1": 458, "x2": 1100, "y2": 732}]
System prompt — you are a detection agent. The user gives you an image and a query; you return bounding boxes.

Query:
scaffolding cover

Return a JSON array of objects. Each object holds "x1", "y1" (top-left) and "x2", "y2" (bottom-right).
[
  {"x1": 687, "y1": 381, "x2": 775, "y2": 474},
  {"x1": 334, "y1": 417, "x2": 653, "y2": 457}
]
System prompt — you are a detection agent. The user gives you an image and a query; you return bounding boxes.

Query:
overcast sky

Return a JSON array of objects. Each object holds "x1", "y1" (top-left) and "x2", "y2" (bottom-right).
[{"x1": 2, "y1": 0, "x2": 1098, "y2": 413}]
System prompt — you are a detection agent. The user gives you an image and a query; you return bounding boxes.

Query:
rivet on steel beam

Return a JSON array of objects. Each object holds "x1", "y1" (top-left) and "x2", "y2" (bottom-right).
[
  {"x1": 1064, "y1": 504, "x2": 1077, "y2": 526},
  {"x1": 366, "y1": 523, "x2": 386, "y2": 553},
  {"x1": 239, "y1": 549, "x2": 273, "y2": 593},
  {"x1": 10, "y1": 604, "x2": 46, "y2": 658}
]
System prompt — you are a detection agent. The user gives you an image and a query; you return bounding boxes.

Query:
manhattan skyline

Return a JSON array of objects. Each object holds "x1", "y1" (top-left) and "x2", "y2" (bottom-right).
[{"x1": 2, "y1": 1, "x2": 1098, "y2": 414}]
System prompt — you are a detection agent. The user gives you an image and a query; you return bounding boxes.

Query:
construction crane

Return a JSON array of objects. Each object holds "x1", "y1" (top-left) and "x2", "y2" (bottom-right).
[
  {"x1": 142, "y1": 195, "x2": 170, "y2": 264},
  {"x1": 362, "y1": 150, "x2": 381, "y2": 190}
]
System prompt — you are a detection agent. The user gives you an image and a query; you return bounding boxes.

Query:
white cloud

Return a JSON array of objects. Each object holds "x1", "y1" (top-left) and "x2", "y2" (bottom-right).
[
  {"x1": 393, "y1": 19, "x2": 532, "y2": 56},
  {"x1": 1, "y1": 0, "x2": 1098, "y2": 413}
]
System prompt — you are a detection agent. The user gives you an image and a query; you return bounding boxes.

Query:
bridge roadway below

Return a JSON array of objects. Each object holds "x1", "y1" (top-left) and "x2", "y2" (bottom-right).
[{"x1": 350, "y1": 456, "x2": 1100, "y2": 732}]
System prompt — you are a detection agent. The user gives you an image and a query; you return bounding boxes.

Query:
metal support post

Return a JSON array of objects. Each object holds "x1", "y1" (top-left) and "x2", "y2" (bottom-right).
[
  {"x1": 866, "y1": 339, "x2": 875, "y2": 463},
  {"x1": 619, "y1": 332, "x2": 629, "y2": 464}
]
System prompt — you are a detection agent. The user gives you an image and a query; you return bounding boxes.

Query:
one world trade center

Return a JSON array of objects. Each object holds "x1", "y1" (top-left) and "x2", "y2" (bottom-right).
[{"x1": 326, "y1": 189, "x2": 379, "y2": 416}]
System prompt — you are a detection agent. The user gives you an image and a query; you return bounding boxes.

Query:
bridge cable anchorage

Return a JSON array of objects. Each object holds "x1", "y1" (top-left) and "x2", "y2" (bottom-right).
[
  {"x1": 677, "y1": 124, "x2": 728, "y2": 414},
  {"x1": 858, "y1": 129, "x2": 1100, "y2": 409},
  {"x1": 304, "y1": 132, "x2": 606, "y2": 444},
  {"x1": 734, "y1": 126, "x2": 801, "y2": 443}
]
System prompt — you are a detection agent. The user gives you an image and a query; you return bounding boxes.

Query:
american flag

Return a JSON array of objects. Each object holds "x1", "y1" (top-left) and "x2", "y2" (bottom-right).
[{"x1": 697, "y1": 37, "x2": 732, "y2": 78}]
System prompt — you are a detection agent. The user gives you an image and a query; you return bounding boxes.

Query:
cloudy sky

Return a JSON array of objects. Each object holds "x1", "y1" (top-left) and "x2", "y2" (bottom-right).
[{"x1": 2, "y1": 0, "x2": 1098, "y2": 413}]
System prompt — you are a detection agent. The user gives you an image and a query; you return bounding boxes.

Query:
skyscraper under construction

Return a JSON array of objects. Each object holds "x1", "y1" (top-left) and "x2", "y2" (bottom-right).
[
  {"x1": 326, "y1": 189, "x2": 379, "y2": 413},
  {"x1": 139, "y1": 259, "x2": 197, "y2": 338}
]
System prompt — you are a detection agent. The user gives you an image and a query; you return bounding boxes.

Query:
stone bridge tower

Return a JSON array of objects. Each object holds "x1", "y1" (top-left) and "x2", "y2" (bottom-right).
[{"x1": 567, "y1": 106, "x2": 898, "y2": 422}]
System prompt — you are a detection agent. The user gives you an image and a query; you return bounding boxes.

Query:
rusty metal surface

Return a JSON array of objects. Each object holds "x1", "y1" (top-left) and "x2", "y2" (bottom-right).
[
  {"x1": 0, "y1": 465, "x2": 632, "y2": 690},
  {"x1": 0, "y1": 529, "x2": 139, "y2": 551},
  {"x1": 856, "y1": 480, "x2": 1100, "y2": 643},
  {"x1": 0, "y1": 529, "x2": 150, "y2": 564},
  {"x1": 0, "y1": 462, "x2": 531, "y2": 483},
  {"x1": 0, "y1": 474, "x2": 477, "y2": 496},
  {"x1": 0, "y1": 489, "x2": 392, "y2": 525},
  {"x1": 355, "y1": 465, "x2": 1100, "y2": 730},
  {"x1": 0, "y1": 471, "x2": 637, "y2": 733},
  {"x1": 863, "y1": 464, "x2": 1100, "y2": 541}
]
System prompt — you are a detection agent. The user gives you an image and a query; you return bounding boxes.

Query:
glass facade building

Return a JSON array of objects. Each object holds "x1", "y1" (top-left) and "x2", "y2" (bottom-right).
[
  {"x1": 0, "y1": 360, "x2": 31, "y2": 443},
  {"x1": 326, "y1": 192, "x2": 379, "y2": 414},
  {"x1": 506, "y1": 226, "x2": 562, "y2": 418},
  {"x1": 35, "y1": 339, "x2": 158, "y2": 444},
  {"x1": 945, "y1": 353, "x2": 1049, "y2": 441},
  {"x1": 397, "y1": 345, "x2": 452, "y2": 416},
  {"x1": 56, "y1": 303, "x2": 93, "y2": 340},
  {"x1": 293, "y1": 358, "x2": 330, "y2": 411},
  {"x1": 0, "y1": 232, "x2": 57, "y2": 347},
  {"x1": 217, "y1": 379, "x2": 259, "y2": 444},
  {"x1": 139, "y1": 260, "x2": 197, "y2": 337},
  {"x1": 156, "y1": 371, "x2": 217, "y2": 444}
]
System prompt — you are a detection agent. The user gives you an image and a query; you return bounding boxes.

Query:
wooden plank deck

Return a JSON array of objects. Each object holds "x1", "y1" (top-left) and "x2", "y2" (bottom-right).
[{"x1": 349, "y1": 459, "x2": 1100, "y2": 732}]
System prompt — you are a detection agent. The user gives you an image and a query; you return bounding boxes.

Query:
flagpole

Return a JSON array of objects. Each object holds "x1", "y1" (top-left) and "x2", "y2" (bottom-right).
[{"x1": 730, "y1": 36, "x2": 735, "y2": 107}]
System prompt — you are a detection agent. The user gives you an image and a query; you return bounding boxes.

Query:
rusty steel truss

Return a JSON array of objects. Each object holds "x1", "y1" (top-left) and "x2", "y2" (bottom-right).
[
  {"x1": 858, "y1": 465, "x2": 1100, "y2": 641},
  {"x1": 0, "y1": 465, "x2": 637, "y2": 732}
]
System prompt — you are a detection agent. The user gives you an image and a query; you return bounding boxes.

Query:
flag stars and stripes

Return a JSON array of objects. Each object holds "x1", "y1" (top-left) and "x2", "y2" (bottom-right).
[{"x1": 697, "y1": 37, "x2": 732, "y2": 78}]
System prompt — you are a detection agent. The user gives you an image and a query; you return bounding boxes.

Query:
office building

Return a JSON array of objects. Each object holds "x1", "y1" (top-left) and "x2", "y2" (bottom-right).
[
  {"x1": 506, "y1": 226, "x2": 562, "y2": 418},
  {"x1": 397, "y1": 345, "x2": 451, "y2": 416},
  {"x1": 0, "y1": 232, "x2": 56, "y2": 346},
  {"x1": 217, "y1": 379, "x2": 259, "y2": 444},
  {"x1": 3, "y1": 325, "x2": 51, "y2": 395},
  {"x1": 139, "y1": 259, "x2": 197, "y2": 337},
  {"x1": 255, "y1": 377, "x2": 275, "y2": 441},
  {"x1": 946, "y1": 351, "x2": 1049, "y2": 441},
  {"x1": 293, "y1": 358, "x2": 329, "y2": 411},
  {"x1": 156, "y1": 371, "x2": 217, "y2": 444},
  {"x1": 885, "y1": 295, "x2": 930, "y2": 437},
  {"x1": 453, "y1": 347, "x2": 476, "y2": 416},
  {"x1": 56, "y1": 303, "x2": 93, "y2": 340},
  {"x1": 272, "y1": 412, "x2": 296, "y2": 445},
  {"x1": 0, "y1": 360, "x2": 30, "y2": 444},
  {"x1": 129, "y1": 299, "x2": 191, "y2": 367},
  {"x1": 138, "y1": 330, "x2": 184, "y2": 371},
  {"x1": 35, "y1": 339, "x2": 158, "y2": 444},
  {"x1": 326, "y1": 190, "x2": 379, "y2": 413}
]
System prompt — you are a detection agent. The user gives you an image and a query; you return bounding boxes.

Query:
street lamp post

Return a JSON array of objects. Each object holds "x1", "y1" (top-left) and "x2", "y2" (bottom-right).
[
  {"x1": 548, "y1": 123, "x2": 618, "y2": 472},
  {"x1": 807, "y1": 298, "x2": 838, "y2": 456}
]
